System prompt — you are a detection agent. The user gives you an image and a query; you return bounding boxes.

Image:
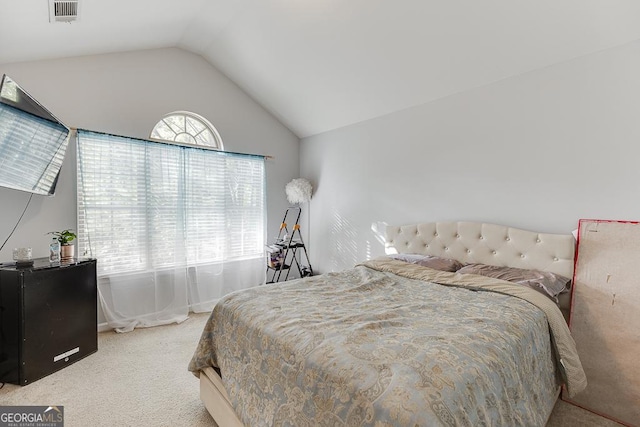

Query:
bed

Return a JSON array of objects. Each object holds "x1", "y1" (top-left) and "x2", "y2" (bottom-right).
[{"x1": 189, "y1": 221, "x2": 587, "y2": 426}]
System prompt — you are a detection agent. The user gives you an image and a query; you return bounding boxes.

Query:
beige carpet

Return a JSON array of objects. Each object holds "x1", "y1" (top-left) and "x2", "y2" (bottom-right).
[
  {"x1": 0, "y1": 313, "x2": 215, "y2": 427},
  {"x1": 0, "y1": 312, "x2": 620, "y2": 427}
]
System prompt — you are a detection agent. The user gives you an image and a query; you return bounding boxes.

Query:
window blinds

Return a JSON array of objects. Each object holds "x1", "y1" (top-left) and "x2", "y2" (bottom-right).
[{"x1": 77, "y1": 130, "x2": 265, "y2": 276}]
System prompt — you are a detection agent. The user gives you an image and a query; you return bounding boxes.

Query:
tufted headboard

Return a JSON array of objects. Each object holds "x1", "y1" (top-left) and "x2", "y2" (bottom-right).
[{"x1": 385, "y1": 221, "x2": 575, "y2": 279}]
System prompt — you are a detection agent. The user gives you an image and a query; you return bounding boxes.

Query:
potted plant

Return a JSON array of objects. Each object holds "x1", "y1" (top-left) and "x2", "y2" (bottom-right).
[{"x1": 48, "y1": 229, "x2": 77, "y2": 260}]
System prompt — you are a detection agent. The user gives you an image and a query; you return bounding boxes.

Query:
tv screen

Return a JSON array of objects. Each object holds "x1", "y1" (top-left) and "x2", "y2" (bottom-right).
[{"x1": 0, "y1": 74, "x2": 70, "y2": 196}]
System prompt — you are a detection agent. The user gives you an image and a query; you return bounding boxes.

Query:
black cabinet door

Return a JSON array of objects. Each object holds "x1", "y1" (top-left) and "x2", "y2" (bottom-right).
[
  {"x1": 0, "y1": 259, "x2": 97, "y2": 385},
  {"x1": 22, "y1": 262, "x2": 97, "y2": 384}
]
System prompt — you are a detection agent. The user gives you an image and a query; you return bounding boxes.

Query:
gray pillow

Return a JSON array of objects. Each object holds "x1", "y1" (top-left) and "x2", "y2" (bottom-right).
[
  {"x1": 388, "y1": 254, "x2": 464, "y2": 272},
  {"x1": 456, "y1": 263, "x2": 571, "y2": 303}
]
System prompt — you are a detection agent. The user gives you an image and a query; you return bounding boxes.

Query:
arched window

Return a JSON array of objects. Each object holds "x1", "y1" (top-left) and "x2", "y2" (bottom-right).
[{"x1": 150, "y1": 111, "x2": 223, "y2": 149}]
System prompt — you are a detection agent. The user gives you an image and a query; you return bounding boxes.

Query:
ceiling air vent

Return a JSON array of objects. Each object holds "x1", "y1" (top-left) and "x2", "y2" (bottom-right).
[{"x1": 49, "y1": 0, "x2": 80, "y2": 23}]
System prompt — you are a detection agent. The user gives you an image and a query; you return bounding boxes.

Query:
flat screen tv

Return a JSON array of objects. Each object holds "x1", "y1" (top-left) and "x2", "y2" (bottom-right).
[{"x1": 0, "y1": 74, "x2": 70, "y2": 196}]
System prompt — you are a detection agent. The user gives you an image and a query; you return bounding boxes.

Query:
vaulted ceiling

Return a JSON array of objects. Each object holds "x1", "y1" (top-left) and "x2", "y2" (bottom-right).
[{"x1": 3, "y1": 0, "x2": 640, "y2": 138}]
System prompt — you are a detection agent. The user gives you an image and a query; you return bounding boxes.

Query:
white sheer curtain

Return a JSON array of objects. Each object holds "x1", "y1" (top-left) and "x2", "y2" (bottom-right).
[{"x1": 77, "y1": 130, "x2": 265, "y2": 332}]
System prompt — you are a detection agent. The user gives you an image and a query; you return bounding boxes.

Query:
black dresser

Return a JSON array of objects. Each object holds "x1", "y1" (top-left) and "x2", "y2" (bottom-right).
[{"x1": 0, "y1": 258, "x2": 97, "y2": 385}]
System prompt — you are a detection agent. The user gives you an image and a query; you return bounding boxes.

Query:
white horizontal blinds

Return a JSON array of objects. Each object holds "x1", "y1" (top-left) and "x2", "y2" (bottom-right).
[
  {"x1": 146, "y1": 142, "x2": 185, "y2": 268},
  {"x1": 77, "y1": 131, "x2": 149, "y2": 275},
  {"x1": 224, "y1": 155, "x2": 265, "y2": 258},
  {"x1": 184, "y1": 148, "x2": 227, "y2": 263},
  {"x1": 0, "y1": 103, "x2": 68, "y2": 194},
  {"x1": 77, "y1": 130, "x2": 266, "y2": 276},
  {"x1": 183, "y1": 150, "x2": 265, "y2": 262}
]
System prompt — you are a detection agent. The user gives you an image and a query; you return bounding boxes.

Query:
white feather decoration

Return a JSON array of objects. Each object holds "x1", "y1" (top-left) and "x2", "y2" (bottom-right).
[{"x1": 285, "y1": 178, "x2": 313, "y2": 204}]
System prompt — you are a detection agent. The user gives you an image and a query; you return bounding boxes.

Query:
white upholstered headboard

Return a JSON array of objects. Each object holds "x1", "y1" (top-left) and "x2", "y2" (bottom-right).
[{"x1": 386, "y1": 222, "x2": 575, "y2": 279}]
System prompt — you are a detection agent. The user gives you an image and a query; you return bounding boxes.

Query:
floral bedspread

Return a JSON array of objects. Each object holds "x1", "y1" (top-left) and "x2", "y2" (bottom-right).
[{"x1": 189, "y1": 260, "x2": 576, "y2": 426}]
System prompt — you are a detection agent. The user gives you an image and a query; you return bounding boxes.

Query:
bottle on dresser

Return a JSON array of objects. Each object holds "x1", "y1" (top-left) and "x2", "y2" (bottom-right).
[{"x1": 49, "y1": 237, "x2": 60, "y2": 263}]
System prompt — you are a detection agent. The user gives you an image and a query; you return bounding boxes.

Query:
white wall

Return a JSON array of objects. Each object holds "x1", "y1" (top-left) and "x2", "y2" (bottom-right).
[
  {"x1": 0, "y1": 47, "x2": 299, "y2": 262},
  {"x1": 301, "y1": 39, "x2": 640, "y2": 274}
]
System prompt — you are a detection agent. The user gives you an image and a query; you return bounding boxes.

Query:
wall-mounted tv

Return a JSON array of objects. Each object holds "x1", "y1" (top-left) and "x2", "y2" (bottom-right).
[{"x1": 0, "y1": 74, "x2": 71, "y2": 196}]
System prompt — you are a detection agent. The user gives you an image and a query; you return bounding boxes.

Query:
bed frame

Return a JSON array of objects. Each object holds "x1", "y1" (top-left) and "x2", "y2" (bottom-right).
[{"x1": 198, "y1": 221, "x2": 576, "y2": 426}]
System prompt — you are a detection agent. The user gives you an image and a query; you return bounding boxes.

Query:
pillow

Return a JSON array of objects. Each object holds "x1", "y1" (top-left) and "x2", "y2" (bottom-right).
[
  {"x1": 388, "y1": 254, "x2": 464, "y2": 272},
  {"x1": 456, "y1": 263, "x2": 571, "y2": 302}
]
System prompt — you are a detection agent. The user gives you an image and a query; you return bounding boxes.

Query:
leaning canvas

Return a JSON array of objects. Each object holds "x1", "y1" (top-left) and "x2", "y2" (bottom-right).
[{"x1": 565, "y1": 219, "x2": 640, "y2": 426}]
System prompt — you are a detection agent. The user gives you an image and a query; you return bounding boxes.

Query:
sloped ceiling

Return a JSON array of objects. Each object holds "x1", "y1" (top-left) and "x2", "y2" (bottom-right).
[{"x1": 2, "y1": 0, "x2": 640, "y2": 138}]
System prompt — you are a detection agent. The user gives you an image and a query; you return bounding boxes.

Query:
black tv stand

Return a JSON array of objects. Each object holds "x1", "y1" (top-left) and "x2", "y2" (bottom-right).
[{"x1": 0, "y1": 258, "x2": 97, "y2": 385}]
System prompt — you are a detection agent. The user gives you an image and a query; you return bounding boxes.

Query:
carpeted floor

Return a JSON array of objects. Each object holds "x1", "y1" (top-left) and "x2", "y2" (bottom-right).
[
  {"x1": 0, "y1": 312, "x2": 620, "y2": 426},
  {"x1": 0, "y1": 313, "x2": 215, "y2": 427}
]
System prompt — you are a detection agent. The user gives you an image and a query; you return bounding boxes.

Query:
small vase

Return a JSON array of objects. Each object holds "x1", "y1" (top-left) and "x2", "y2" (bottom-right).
[{"x1": 61, "y1": 244, "x2": 75, "y2": 261}]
